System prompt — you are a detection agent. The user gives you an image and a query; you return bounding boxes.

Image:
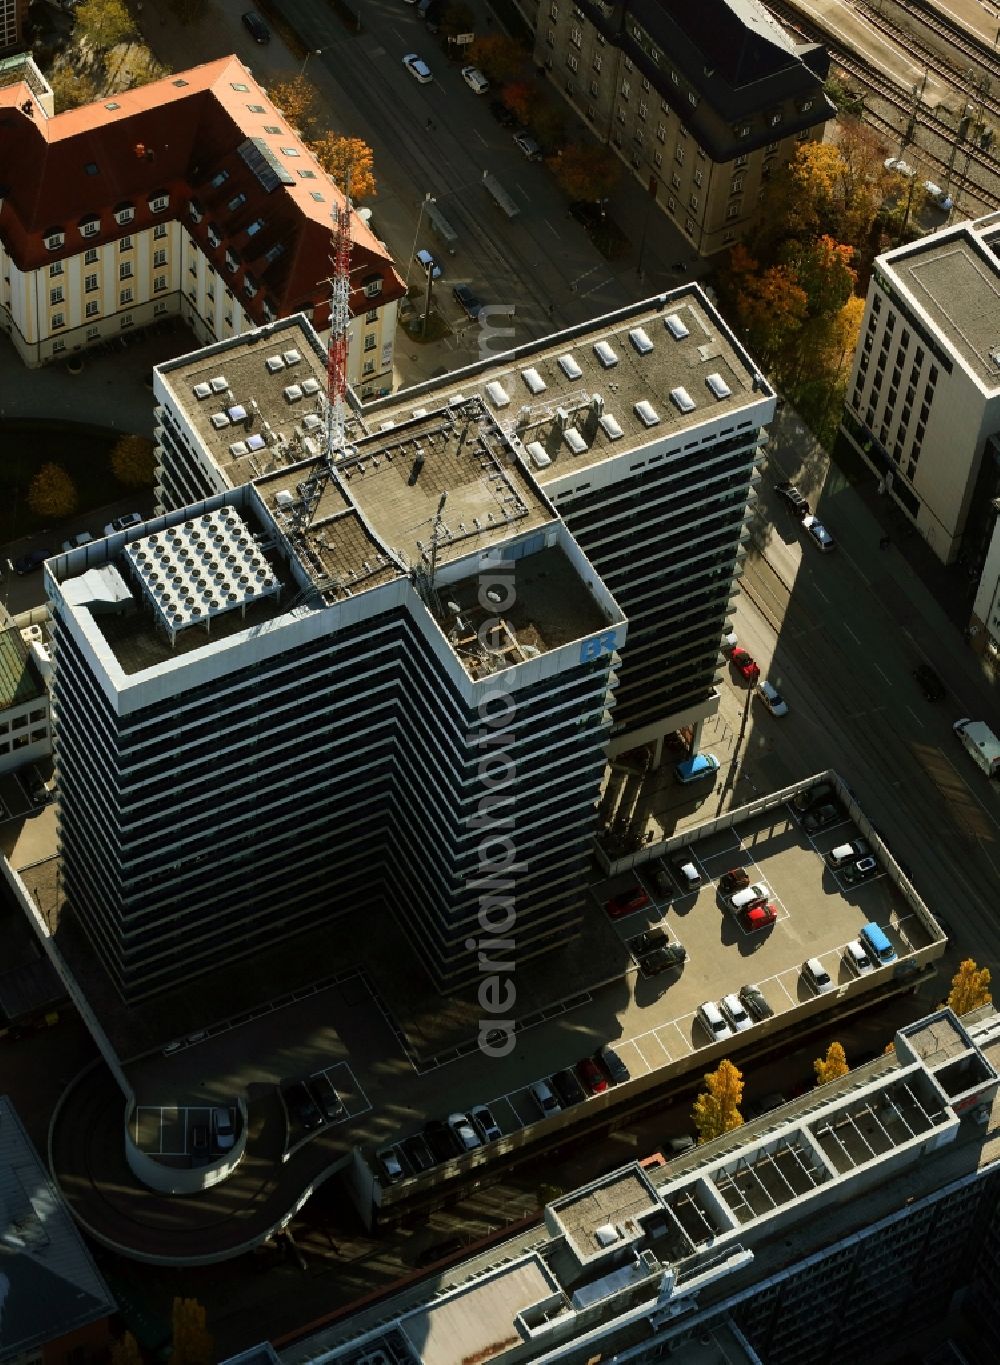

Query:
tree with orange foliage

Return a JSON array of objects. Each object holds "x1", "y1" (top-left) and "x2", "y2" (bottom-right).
[
  {"x1": 266, "y1": 74, "x2": 320, "y2": 137},
  {"x1": 500, "y1": 80, "x2": 535, "y2": 123},
  {"x1": 468, "y1": 34, "x2": 526, "y2": 84},
  {"x1": 308, "y1": 133, "x2": 377, "y2": 200},
  {"x1": 735, "y1": 264, "x2": 807, "y2": 366},
  {"x1": 549, "y1": 143, "x2": 620, "y2": 202}
]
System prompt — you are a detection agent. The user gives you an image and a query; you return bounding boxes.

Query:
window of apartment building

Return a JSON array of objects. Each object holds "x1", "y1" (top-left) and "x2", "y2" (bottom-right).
[
  {"x1": 49, "y1": 262, "x2": 63, "y2": 278},
  {"x1": 613, "y1": 130, "x2": 623, "y2": 146},
  {"x1": 621, "y1": 79, "x2": 630, "y2": 99},
  {"x1": 671, "y1": 70, "x2": 679, "y2": 85},
  {"x1": 654, "y1": 150, "x2": 662, "y2": 167},
  {"x1": 901, "y1": 404, "x2": 911, "y2": 427},
  {"x1": 120, "y1": 235, "x2": 132, "y2": 251},
  {"x1": 689, "y1": 193, "x2": 699, "y2": 211},
  {"x1": 49, "y1": 286, "x2": 63, "y2": 305},
  {"x1": 228, "y1": 192, "x2": 247, "y2": 211},
  {"x1": 738, "y1": 122, "x2": 751, "y2": 137},
  {"x1": 154, "y1": 223, "x2": 168, "y2": 240},
  {"x1": 85, "y1": 272, "x2": 98, "y2": 293},
  {"x1": 687, "y1": 91, "x2": 698, "y2": 107},
  {"x1": 211, "y1": 170, "x2": 230, "y2": 188},
  {"x1": 914, "y1": 345, "x2": 924, "y2": 366},
  {"x1": 920, "y1": 403, "x2": 929, "y2": 424},
  {"x1": 638, "y1": 101, "x2": 647, "y2": 119},
  {"x1": 872, "y1": 369, "x2": 883, "y2": 392},
  {"x1": 51, "y1": 312, "x2": 65, "y2": 329},
  {"x1": 693, "y1": 167, "x2": 703, "y2": 186},
  {"x1": 731, "y1": 176, "x2": 744, "y2": 193},
  {"x1": 365, "y1": 308, "x2": 378, "y2": 324},
  {"x1": 888, "y1": 385, "x2": 898, "y2": 405},
  {"x1": 617, "y1": 108, "x2": 626, "y2": 124},
  {"x1": 928, "y1": 365, "x2": 938, "y2": 385},
  {"x1": 797, "y1": 129, "x2": 809, "y2": 141},
  {"x1": 120, "y1": 262, "x2": 133, "y2": 280},
  {"x1": 549, "y1": 0, "x2": 557, "y2": 15},
  {"x1": 567, "y1": 54, "x2": 578, "y2": 71},
  {"x1": 154, "y1": 274, "x2": 168, "y2": 293},
  {"x1": 671, "y1": 171, "x2": 681, "y2": 189},
  {"x1": 86, "y1": 326, "x2": 100, "y2": 342},
  {"x1": 363, "y1": 358, "x2": 376, "y2": 375},
  {"x1": 154, "y1": 301, "x2": 168, "y2": 317},
  {"x1": 631, "y1": 152, "x2": 641, "y2": 168},
  {"x1": 726, "y1": 202, "x2": 741, "y2": 219},
  {"x1": 907, "y1": 460, "x2": 918, "y2": 480},
  {"x1": 85, "y1": 248, "x2": 98, "y2": 265},
  {"x1": 859, "y1": 352, "x2": 869, "y2": 374},
  {"x1": 656, "y1": 122, "x2": 666, "y2": 142},
  {"x1": 667, "y1": 195, "x2": 676, "y2": 212},
  {"x1": 905, "y1": 385, "x2": 915, "y2": 406},
  {"x1": 364, "y1": 333, "x2": 377, "y2": 351},
  {"x1": 900, "y1": 328, "x2": 910, "y2": 348},
  {"x1": 586, "y1": 103, "x2": 596, "y2": 120},
  {"x1": 570, "y1": 25, "x2": 582, "y2": 46},
  {"x1": 675, "y1": 145, "x2": 685, "y2": 164},
  {"x1": 735, "y1": 154, "x2": 749, "y2": 168},
  {"x1": 684, "y1": 216, "x2": 696, "y2": 236},
  {"x1": 280, "y1": 147, "x2": 300, "y2": 158},
  {"x1": 632, "y1": 132, "x2": 643, "y2": 149},
  {"x1": 85, "y1": 300, "x2": 99, "y2": 319},
  {"x1": 153, "y1": 249, "x2": 167, "y2": 268},
  {"x1": 593, "y1": 53, "x2": 602, "y2": 71},
  {"x1": 363, "y1": 277, "x2": 383, "y2": 297},
  {"x1": 590, "y1": 80, "x2": 599, "y2": 96},
  {"x1": 623, "y1": 56, "x2": 633, "y2": 71},
  {"x1": 866, "y1": 403, "x2": 876, "y2": 425},
  {"x1": 120, "y1": 288, "x2": 133, "y2": 306},
  {"x1": 879, "y1": 423, "x2": 889, "y2": 444}
]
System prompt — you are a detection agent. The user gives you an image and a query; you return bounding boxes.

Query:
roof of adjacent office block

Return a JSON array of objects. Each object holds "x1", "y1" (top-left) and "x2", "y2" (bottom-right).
[
  {"x1": 883, "y1": 224, "x2": 1000, "y2": 388},
  {"x1": 0, "y1": 619, "x2": 45, "y2": 709}
]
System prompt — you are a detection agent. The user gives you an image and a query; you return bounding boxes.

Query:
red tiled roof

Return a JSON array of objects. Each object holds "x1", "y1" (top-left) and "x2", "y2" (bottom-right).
[{"x1": 0, "y1": 56, "x2": 403, "y2": 323}]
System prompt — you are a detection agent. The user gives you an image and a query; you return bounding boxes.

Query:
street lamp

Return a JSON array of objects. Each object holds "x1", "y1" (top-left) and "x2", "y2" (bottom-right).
[
  {"x1": 405, "y1": 193, "x2": 437, "y2": 337},
  {"x1": 300, "y1": 48, "x2": 323, "y2": 79}
]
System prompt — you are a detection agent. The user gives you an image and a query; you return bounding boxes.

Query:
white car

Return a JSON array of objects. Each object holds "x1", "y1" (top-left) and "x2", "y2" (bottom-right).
[
  {"x1": 844, "y1": 940, "x2": 874, "y2": 977},
  {"x1": 461, "y1": 65, "x2": 489, "y2": 94},
  {"x1": 211, "y1": 1106, "x2": 235, "y2": 1151},
  {"x1": 447, "y1": 1112, "x2": 481, "y2": 1150},
  {"x1": 755, "y1": 680, "x2": 788, "y2": 716},
  {"x1": 696, "y1": 1000, "x2": 734, "y2": 1042},
  {"x1": 103, "y1": 511, "x2": 143, "y2": 535},
  {"x1": 720, "y1": 993, "x2": 753, "y2": 1033},
  {"x1": 403, "y1": 53, "x2": 432, "y2": 83},
  {"x1": 802, "y1": 957, "x2": 835, "y2": 995},
  {"x1": 802, "y1": 514, "x2": 836, "y2": 552},
  {"x1": 884, "y1": 156, "x2": 915, "y2": 178},
  {"x1": 922, "y1": 179, "x2": 953, "y2": 211}
]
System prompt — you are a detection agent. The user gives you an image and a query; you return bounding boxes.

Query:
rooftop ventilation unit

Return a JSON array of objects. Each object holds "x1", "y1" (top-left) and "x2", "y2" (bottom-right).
[
  {"x1": 283, "y1": 348, "x2": 302, "y2": 365},
  {"x1": 629, "y1": 326, "x2": 654, "y2": 355},
  {"x1": 706, "y1": 372, "x2": 732, "y2": 399},
  {"x1": 525, "y1": 441, "x2": 551, "y2": 469},
  {"x1": 283, "y1": 384, "x2": 303, "y2": 403},
  {"x1": 670, "y1": 385, "x2": 696, "y2": 413},
  {"x1": 301, "y1": 377, "x2": 321, "y2": 395},
  {"x1": 192, "y1": 381, "x2": 212, "y2": 400},
  {"x1": 595, "y1": 1224, "x2": 620, "y2": 1247},
  {"x1": 599, "y1": 413, "x2": 624, "y2": 440},
  {"x1": 521, "y1": 366, "x2": 546, "y2": 395},
  {"x1": 558, "y1": 353, "x2": 583, "y2": 380},
  {"x1": 486, "y1": 380, "x2": 511, "y2": 408},
  {"x1": 664, "y1": 312, "x2": 689, "y2": 340},
  {"x1": 635, "y1": 399, "x2": 660, "y2": 427},
  {"x1": 594, "y1": 340, "x2": 618, "y2": 369},
  {"x1": 563, "y1": 426, "x2": 587, "y2": 455},
  {"x1": 265, "y1": 355, "x2": 285, "y2": 373}
]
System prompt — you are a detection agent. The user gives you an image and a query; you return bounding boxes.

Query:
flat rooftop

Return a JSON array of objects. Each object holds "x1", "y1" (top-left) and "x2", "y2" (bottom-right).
[
  {"x1": 370, "y1": 289, "x2": 768, "y2": 486},
  {"x1": 550, "y1": 1167, "x2": 658, "y2": 1263},
  {"x1": 402, "y1": 1256, "x2": 556, "y2": 1365},
  {"x1": 886, "y1": 227, "x2": 1000, "y2": 387}
]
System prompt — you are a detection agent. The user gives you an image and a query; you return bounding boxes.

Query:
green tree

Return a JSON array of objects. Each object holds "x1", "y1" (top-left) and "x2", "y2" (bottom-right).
[
  {"x1": 947, "y1": 959, "x2": 992, "y2": 1015},
  {"x1": 692, "y1": 1059, "x2": 744, "y2": 1143},
  {"x1": 110, "y1": 434, "x2": 155, "y2": 488},
  {"x1": 467, "y1": 34, "x2": 525, "y2": 85},
  {"x1": 549, "y1": 143, "x2": 620, "y2": 201},
  {"x1": 27, "y1": 463, "x2": 77, "y2": 520},
  {"x1": 128, "y1": 51, "x2": 172, "y2": 89},
  {"x1": 49, "y1": 68, "x2": 99, "y2": 113},
  {"x1": 171, "y1": 1297, "x2": 213, "y2": 1365},
  {"x1": 74, "y1": 0, "x2": 135, "y2": 50},
  {"x1": 814, "y1": 1041, "x2": 849, "y2": 1086},
  {"x1": 308, "y1": 132, "x2": 377, "y2": 199},
  {"x1": 111, "y1": 1331, "x2": 143, "y2": 1365}
]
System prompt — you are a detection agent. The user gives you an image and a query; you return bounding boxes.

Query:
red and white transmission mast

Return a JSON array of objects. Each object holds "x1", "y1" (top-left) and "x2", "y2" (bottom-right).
[{"x1": 325, "y1": 170, "x2": 352, "y2": 459}]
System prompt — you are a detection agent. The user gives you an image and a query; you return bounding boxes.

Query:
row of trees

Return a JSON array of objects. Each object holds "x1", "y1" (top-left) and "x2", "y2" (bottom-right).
[
  {"x1": 266, "y1": 76, "x2": 377, "y2": 200},
  {"x1": 692, "y1": 959, "x2": 993, "y2": 1142},
  {"x1": 26, "y1": 436, "x2": 154, "y2": 521}
]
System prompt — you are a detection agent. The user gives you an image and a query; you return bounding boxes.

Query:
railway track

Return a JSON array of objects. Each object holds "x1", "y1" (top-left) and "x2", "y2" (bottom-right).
[
  {"x1": 904, "y1": 0, "x2": 1000, "y2": 80},
  {"x1": 740, "y1": 555, "x2": 791, "y2": 635}
]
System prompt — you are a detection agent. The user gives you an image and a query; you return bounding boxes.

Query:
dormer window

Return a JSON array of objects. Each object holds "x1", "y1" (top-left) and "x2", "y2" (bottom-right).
[
  {"x1": 79, "y1": 215, "x2": 100, "y2": 238},
  {"x1": 225, "y1": 249, "x2": 239, "y2": 273},
  {"x1": 114, "y1": 202, "x2": 135, "y2": 226},
  {"x1": 244, "y1": 274, "x2": 258, "y2": 299},
  {"x1": 149, "y1": 191, "x2": 169, "y2": 212},
  {"x1": 43, "y1": 228, "x2": 64, "y2": 251},
  {"x1": 769, "y1": 111, "x2": 782, "y2": 126},
  {"x1": 362, "y1": 274, "x2": 382, "y2": 298},
  {"x1": 210, "y1": 169, "x2": 230, "y2": 189},
  {"x1": 227, "y1": 192, "x2": 247, "y2": 212},
  {"x1": 245, "y1": 217, "x2": 265, "y2": 237},
  {"x1": 207, "y1": 223, "x2": 221, "y2": 248},
  {"x1": 188, "y1": 199, "x2": 203, "y2": 224}
]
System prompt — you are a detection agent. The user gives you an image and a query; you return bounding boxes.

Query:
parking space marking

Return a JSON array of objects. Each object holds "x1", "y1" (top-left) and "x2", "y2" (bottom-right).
[
  {"x1": 314, "y1": 1061, "x2": 372, "y2": 1122},
  {"x1": 620, "y1": 1036, "x2": 654, "y2": 1076},
  {"x1": 843, "y1": 623, "x2": 861, "y2": 644},
  {"x1": 651, "y1": 1026, "x2": 675, "y2": 1062},
  {"x1": 874, "y1": 664, "x2": 892, "y2": 685}
]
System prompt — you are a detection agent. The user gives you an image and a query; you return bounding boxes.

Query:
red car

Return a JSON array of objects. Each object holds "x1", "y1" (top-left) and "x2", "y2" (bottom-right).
[
  {"x1": 605, "y1": 886, "x2": 650, "y2": 919},
  {"x1": 730, "y1": 647, "x2": 760, "y2": 683},
  {"x1": 576, "y1": 1056, "x2": 609, "y2": 1094},
  {"x1": 745, "y1": 903, "x2": 777, "y2": 931}
]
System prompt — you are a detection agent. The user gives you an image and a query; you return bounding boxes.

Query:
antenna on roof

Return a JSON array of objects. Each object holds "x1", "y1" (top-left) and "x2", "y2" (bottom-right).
[{"x1": 428, "y1": 491, "x2": 448, "y2": 590}]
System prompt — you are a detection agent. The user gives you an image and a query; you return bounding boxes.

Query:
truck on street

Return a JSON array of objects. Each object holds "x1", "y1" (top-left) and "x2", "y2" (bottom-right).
[{"x1": 953, "y1": 718, "x2": 1000, "y2": 776}]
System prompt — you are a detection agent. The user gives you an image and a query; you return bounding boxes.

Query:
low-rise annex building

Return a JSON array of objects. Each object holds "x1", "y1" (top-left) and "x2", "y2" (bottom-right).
[{"x1": 0, "y1": 55, "x2": 404, "y2": 397}]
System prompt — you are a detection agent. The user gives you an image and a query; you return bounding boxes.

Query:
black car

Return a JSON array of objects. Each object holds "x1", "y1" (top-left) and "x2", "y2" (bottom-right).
[
  {"x1": 282, "y1": 1080, "x2": 322, "y2": 1131},
  {"x1": 637, "y1": 943, "x2": 687, "y2": 978},
  {"x1": 309, "y1": 1072, "x2": 346, "y2": 1123},
  {"x1": 241, "y1": 10, "x2": 270, "y2": 42},
  {"x1": 802, "y1": 802, "x2": 842, "y2": 834},
  {"x1": 738, "y1": 983, "x2": 774, "y2": 1021},
  {"x1": 14, "y1": 547, "x2": 53, "y2": 575},
  {"x1": 452, "y1": 283, "x2": 482, "y2": 320},
  {"x1": 190, "y1": 1122, "x2": 210, "y2": 1158},
  {"x1": 628, "y1": 926, "x2": 667, "y2": 958},
  {"x1": 488, "y1": 98, "x2": 517, "y2": 127},
  {"x1": 792, "y1": 781, "x2": 836, "y2": 815},
  {"x1": 599, "y1": 1045, "x2": 630, "y2": 1085},
  {"x1": 912, "y1": 662, "x2": 946, "y2": 702},
  {"x1": 550, "y1": 1068, "x2": 586, "y2": 1107},
  {"x1": 401, "y1": 1133, "x2": 436, "y2": 1173},
  {"x1": 774, "y1": 480, "x2": 810, "y2": 517},
  {"x1": 424, "y1": 1119, "x2": 461, "y2": 1161}
]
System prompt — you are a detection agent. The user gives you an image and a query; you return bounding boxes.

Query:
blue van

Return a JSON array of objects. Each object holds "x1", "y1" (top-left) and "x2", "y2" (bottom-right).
[
  {"x1": 674, "y1": 753, "x2": 720, "y2": 785},
  {"x1": 860, "y1": 921, "x2": 897, "y2": 966}
]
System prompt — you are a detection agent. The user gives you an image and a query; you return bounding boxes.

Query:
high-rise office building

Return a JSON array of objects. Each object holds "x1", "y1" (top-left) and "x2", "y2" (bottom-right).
[{"x1": 259, "y1": 1008, "x2": 1000, "y2": 1365}]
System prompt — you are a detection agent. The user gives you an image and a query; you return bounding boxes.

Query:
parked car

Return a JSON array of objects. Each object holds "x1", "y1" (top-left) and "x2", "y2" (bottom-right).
[
  {"x1": 775, "y1": 480, "x2": 810, "y2": 517},
  {"x1": 576, "y1": 1056, "x2": 608, "y2": 1095},
  {"x1": 719, "y1": 993, "x2": 753, "y2": 1033},
  {"x1": 696, "y1": 1000, "x2": 734, "y2": 1042},
  {"x1": 912, "y1": 662, "x2": 946, "y2": 702},
  {"x1": 756, "y1": 680, "x2": 788, "y2": 716},
  {"x1": 403, "y1": 53, "x2": 433, "y2": 83},
  {"x1": 424, "y1": 1119, "x2": 461, "y2": 1160},
  {"x1": 664, "y1": 1134, "x2": 696, "y2": 1154},
  {"x1": 802, "y1": 957, "x2": 835, "y2": 995},
  {"x1": 461, "y1": 64, "x2": 489, "y2": 94},
  {"x1": 550, "y1": 1068, "x2": 586, "y2": 1108},
  {"x1": 452, "y1": 283, "x2": 482, "y2": 319},
  {"x1": 922, "y1": 179, "x2": 953, "y2": 211},
  {"x1": 103, "y1": 511, "x2": 142, "y2": 535},
  {"x1": 730, "y1": 647, "x2": 760, "y2": 682},
  {"x1": 844, "y1": 940, "x2": 875, "y2": 977},
  {"x1": 719, "y1": 867, "x2": 750, "y2": 894},
  {"x1": 674, "y1": 753, "x2": 720, "y2": 784},
  {"x1": 884, "y1": 155, "x2": 915, "y2": 178},
  {"x1": 649, "y1": 861, "x2": 672, "y2": 896},
  {"x1": 447, "y1": 1112, "x2": 481, "y2": 1151},
  {"x1": 638, "y1": 943, "x2": 687, "y2": 978},
  {"x1": 841, "y1": 856, "x2": 878, "y2": 886},
  {"x1": 416, "y1": 247, "x2": 443, "y2": 280},
  {"x1": 599, "y1": 1044, "x2": 630, "y2": 1085},
  {"x1": 282, "y1": 1080, "x2": 322, "y2": 1131},
  {"x1": 671, "y1": 851, "x2": 703, "y2": 888},
  {"x1": 628, "y1": 926, "x2": 667, "y2": 957},
  {"x1": 211, "y1": 1106, "x2": 235, "y2": 1151},
  {"x1": 241, "y1": 10, "x2": 270, "y2": 43},
  {"x1": 605, "y1": 885, "x2": 650, "y2": 919},
  {"x1": 13, "y1": 547, "x2": 52, "y2": 574},
  {"x1": 738, "y1": 983, "x2": 774, "y2": 1021},
  {"x1": 310, "y1": 1072, "x2": 346, "y2": 1123},
  {"x1": 401, "y1": 1133, "x2": 435, "y2": 1172},
  {"x1": 60, "y1": 531, "x2": 93, "y2": 553},
  {"x1": 793, "y1": 782, "x2": 836, "y2": 814},
  {"x1": 721, "y1": 630, "x2": 739, "y2": 656},
  {"x1": 513, "y1": 130, "x2": 542, "y2": 160},
  {"x1": 826, "y1": 838, "x2": 872, "y2": 869},
  {"x1": 529, "y1": 1079, "x2": 562, "y2": 1117},
  {"x1": 190, "y1": 1122, "x2": 210, "y2": 1157},
  {"x1": 745, "y1": 903, "x2": 777, "y2": 931},
  {"x1": 725, "y1": 881, "x2": 770, "y2": 913},
  {"x1": 489, "y1": 98, "x2": 517, "y2": 127},
  {"x1": 469, "y1": 1105, "x2": 502, "y2": 1142},
  {"x1": 377, "y1": 1148, "x2": 405, "y2": 1182},
  {"x1": 802, "y1": 514, "x2": 836, "y2": 552},
  {"x1": 803, "y1": 802, "x2": 842, "y2": 834}
]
